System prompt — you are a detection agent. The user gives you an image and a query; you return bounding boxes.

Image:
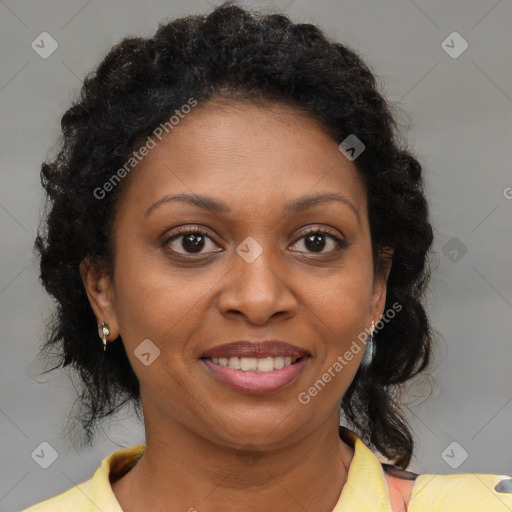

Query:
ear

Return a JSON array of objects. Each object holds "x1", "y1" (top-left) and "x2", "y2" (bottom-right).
[
  {"x1": 369, "y1": 248, "x2": 393, "y2": 324},
  {"x1": 79, "y1": 257, "x2": 120, "y2": 340}
]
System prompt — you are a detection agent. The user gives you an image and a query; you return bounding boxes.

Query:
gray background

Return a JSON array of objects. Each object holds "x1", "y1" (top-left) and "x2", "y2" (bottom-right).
[{"x1": 1, "y1": 0, "x2": 511, "y2": 510}]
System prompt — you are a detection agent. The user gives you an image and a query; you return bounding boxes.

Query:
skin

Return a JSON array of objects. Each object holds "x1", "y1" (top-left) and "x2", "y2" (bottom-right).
[{"x1": 81, "y1": 98, "x2": 393, "y2": 512}]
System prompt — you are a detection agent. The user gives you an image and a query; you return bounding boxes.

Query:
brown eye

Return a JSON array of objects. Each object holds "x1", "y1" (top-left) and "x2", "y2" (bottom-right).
[
  {"x1": 164, "y1": 227, "x2": 222, "y2": 255},
  {"x1": 290, "y1": 229, "x2": 346, "y2": 254}
]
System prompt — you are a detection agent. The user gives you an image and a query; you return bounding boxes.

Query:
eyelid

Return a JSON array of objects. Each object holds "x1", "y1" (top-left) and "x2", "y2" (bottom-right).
[
  {"x1": 295, "y1": 225, "x2": 345, "y2": 241},
  {"x1": 163, "y1": 225, "x2": 222, "y2": 250},
  {"x1": 165, "y1": 224, "x2": 219, "y2": 240}
]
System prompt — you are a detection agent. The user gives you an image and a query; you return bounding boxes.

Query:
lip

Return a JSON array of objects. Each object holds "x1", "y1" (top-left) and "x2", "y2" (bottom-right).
[
  {"x1": 201, "y1": 340, "x2": 309, "y2": 359},
  {"x1": 201, "y1": 356, "x2": 310, "y2": 394}
]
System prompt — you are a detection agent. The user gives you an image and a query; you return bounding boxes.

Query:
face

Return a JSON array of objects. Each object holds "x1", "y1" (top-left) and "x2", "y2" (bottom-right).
[{"x1": 82, "y1": 99, "x2": 390, "y2": 451}]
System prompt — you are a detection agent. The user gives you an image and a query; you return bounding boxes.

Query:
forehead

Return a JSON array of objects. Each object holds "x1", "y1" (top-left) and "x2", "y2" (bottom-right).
[{"x1": 114, "y1": 99, "x2": 367, "y2": 220}]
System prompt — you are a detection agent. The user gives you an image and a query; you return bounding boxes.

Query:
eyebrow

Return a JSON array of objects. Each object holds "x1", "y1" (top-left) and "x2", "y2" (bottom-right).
[{"x1": 145, "y1": 192, "x2": 360, "y2": 224}]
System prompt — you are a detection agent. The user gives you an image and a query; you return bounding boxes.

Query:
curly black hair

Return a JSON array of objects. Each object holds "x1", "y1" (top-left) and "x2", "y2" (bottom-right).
[{"x1": 34, "y1": 1, "x2": 435, "y2": 468}]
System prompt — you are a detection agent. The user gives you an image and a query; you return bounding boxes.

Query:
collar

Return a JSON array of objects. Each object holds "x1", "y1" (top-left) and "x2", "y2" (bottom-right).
[
  {"x1": 90, "y1": 427, "x2": 395, "y2": 511},
  {"x1": 332, "y1": 426, "x2": 394, "y2": 511},
  {"x1": 90, "y1": 444, "x2": 145, "y2": 511}
]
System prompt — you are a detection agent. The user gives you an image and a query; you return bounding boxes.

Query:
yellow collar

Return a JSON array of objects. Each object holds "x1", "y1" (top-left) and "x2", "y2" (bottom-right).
[
  {"x1": 92, "y1": 427, "x2": 396, "y2": 511},
  {"x1": 332, "y1": 426, "x2": 394, "y2": 511}
]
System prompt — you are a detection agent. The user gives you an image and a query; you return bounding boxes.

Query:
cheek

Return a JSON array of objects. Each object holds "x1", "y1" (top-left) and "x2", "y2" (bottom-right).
[
  {"x1": 111, "y1": 241, "x2": 227, "y2": 354},
  {"x1": 303, "y1": 251, "x2": 374, "y2": 358},
  {"x1": 302, "y1": 275, "x2": 371, "y2": 404},
  {"x1": 308, "y1": 251, "x2": 373, "y2": 318}
]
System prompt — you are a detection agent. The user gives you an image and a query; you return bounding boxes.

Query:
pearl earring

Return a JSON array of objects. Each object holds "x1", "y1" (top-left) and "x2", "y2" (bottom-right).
[{"x1": 98, "y1": 322, "x2": 110, "y2": 351}]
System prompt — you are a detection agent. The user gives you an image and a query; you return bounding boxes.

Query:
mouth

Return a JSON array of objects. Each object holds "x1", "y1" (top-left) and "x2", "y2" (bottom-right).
[
  {"x1": 199, "y1": 340, "x2": 310, "y2": 394},
  {"x1": 200, "y1": 355, "x2": 310, "y2": 394}
]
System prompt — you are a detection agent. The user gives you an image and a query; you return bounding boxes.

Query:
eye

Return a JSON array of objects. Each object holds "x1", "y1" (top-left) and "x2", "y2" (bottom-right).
[
  {"x1": 164, "y1": 226, "x2": 222, "y2": 255},
  {"x1": 290, "y1": 228, "x2": 346, "y2": 254},
  {"x1": 163, "y1": 226, "x2": 346, "y2": 257}
]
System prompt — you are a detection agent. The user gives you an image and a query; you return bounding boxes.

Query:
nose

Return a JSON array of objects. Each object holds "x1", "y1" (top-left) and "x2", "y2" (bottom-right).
[{"x1": 217, "y1": 247, "x2": 298, "y2": 325}]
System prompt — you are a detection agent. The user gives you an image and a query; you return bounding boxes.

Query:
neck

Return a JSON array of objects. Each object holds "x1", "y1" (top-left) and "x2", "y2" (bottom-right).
[{"x1": 112, "y1": 409, "x2": 354, "y2": 512}]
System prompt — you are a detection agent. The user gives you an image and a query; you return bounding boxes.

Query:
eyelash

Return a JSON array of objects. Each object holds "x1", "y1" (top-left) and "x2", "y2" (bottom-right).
[
  {"x1": 292, "y1": 227, "x2": 346, "y2": 254},
  {"x1": 163, "y1": 225, "x2": 346, "y2": 257}
]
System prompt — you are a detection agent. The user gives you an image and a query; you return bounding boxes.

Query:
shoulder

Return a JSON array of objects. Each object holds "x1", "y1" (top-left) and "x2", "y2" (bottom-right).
[
  {"x1": 21, "y1": 444, "x2": 145, "y2": 512},
  {"x1": 21, "y1": 479, "x2": 94, "y2": 512},
  {"x1": 408, "y1": 472, "x2": 512, "y2": 511},
  {"x1": 382, "y1": 463, "x2": 512, "y2": 511}
]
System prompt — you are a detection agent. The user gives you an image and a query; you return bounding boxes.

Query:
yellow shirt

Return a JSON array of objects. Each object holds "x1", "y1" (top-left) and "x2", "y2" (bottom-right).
[{"x1": 22, "y1": 427, "x2": 512, "y2": 511}]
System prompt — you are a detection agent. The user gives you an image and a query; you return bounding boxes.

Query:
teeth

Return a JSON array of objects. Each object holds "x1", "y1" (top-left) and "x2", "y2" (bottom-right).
[
  {"x1": 257, "y1": 357, "x2": 274, "y2": 372},
  {"x1": 274, "y1": 356, "x2": 284, "y2": 369},
  {"x1": 241, "y1": 357, "x2": 258, "y2": 371},
  {"x1": 211, "y1": 356, "x2": 299, "y2": 372},
  {"x1": 228, "y1": 357, "x2": 240, "y2": 369}
]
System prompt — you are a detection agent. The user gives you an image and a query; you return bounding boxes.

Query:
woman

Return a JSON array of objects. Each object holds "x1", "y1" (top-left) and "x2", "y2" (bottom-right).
[{"x1": 24, "y1": 2, "x2": 511, "y2": 511}]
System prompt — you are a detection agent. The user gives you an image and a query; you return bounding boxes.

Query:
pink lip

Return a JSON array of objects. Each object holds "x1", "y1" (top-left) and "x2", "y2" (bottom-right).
[
  {"x1": 201, "y1": 340, "x2": 308, "y2": 359},
  {"x1": 201, "y1": 357, "x2": 309, "y2": 395}
]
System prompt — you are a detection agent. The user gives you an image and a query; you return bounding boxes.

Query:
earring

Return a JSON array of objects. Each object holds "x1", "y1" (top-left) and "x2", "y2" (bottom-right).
[
  {"x1": 370, "y1": 320, "x2": 376, "y2": 359},
  {"x1": 98, "y1": 322, "x2": 110, "y2": 351},
  {"x1": 362, "y1": 321, "x2": 376, "y2": 367}
]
